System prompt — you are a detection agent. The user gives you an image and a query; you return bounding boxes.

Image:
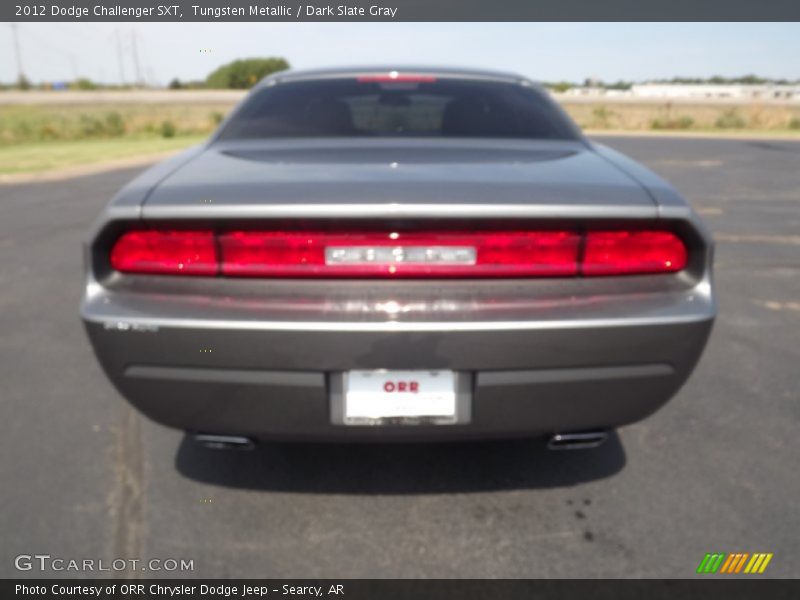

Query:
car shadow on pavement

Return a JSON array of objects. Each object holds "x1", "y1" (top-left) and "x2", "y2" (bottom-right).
[{"x1": 174, "y1": 432, "x2": 626, "y2": 494}]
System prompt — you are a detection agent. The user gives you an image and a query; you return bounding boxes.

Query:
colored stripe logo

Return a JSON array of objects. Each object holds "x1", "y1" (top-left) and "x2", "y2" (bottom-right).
[{"x1": 697, "y1": 552, "x2": 773, "y2": 574}]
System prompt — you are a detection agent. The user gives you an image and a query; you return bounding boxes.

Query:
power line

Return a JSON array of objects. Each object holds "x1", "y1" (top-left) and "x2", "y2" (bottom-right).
[{"x1": 15, "y1": 25, "x2": 82, "y2": 82}]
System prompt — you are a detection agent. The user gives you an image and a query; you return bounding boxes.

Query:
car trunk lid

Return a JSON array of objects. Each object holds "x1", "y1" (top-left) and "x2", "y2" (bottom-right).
[{"x1": 141, "y1": 139, "x2": 658, "y2": 219}]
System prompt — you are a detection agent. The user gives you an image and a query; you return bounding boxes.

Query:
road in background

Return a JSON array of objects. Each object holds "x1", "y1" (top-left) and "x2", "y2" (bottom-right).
[
  {"x1": 0, "y1": 90, "x2": 247, "y2": 105},
  {"x1": 0, "y1": 136, "x2": 798, "y2": 578},
  {"x1": 1, "y1": 89, "x2": 798, "y2": 106}
]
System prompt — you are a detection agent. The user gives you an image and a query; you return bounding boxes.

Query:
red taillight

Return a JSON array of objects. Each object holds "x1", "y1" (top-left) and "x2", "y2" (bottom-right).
[
  {"x1": 218, "y1": 231, "x2": 580, "y2": 278},
  {"x1": 109, "y1": 230, "x2": 218, "y2": 276},
  {"x1": 108, "y1": 228, "x2": 688, "y2": 278},
  {"x1": 582, "y1": 231, "x2": 688, "y2": 276}
]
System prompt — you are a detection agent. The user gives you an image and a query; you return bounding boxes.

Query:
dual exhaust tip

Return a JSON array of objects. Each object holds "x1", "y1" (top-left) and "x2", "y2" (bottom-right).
[
  {"x1": 547, "y1": 430, "x2": 609, "y2": 450},
  {"x1": 193, "y1": 434, "x2": 255, "y2": 451},
  {"x1": 193, "y1": 430, "x2": 609, "y2": 451}
]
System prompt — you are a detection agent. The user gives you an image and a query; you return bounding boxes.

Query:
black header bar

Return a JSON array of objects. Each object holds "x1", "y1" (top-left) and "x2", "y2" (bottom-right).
[{"x1": 5, "y1": 0, "x2": 800, "y2": 22}]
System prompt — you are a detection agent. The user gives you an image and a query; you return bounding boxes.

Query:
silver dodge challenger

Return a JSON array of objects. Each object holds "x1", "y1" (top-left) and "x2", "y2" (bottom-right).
[{"x1": 81, "y1": 66, "x2": 716, "y2": 449}]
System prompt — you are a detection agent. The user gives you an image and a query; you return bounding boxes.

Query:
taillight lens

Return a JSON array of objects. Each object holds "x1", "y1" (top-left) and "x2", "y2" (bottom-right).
[
  {"x1": 582, "y1": 231, "x2": 688, "y2": 276},
  {"x1": 109, "y1": 230, "x2": 218, "y2": 276},
  {"x1": 219, "y1": 231, "x2": 580, "y2": 277},
  {"x1": 108, "y1": 228, "x2": 687, "y2": 278}
]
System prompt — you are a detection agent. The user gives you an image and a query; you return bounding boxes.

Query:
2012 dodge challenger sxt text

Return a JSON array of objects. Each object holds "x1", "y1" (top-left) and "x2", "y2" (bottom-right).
[{"x1": 81, "y1": 67, "x2": 716, "y2": 449}]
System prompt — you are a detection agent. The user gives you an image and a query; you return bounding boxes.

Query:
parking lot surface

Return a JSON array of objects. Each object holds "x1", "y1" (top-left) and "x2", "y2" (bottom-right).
[{"x1": 1, "y1": 136, "x2": 798, "y2": 578}]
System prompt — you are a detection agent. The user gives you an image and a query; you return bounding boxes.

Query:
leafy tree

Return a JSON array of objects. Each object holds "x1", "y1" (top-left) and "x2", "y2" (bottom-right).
[
  {"x1": 73, "y1": 78, "x2": 98, "y2": 90},
  {"x1": 605, "y1": 80, "x2": 633, "y2": 90},
  {"x1": 206, "y1": 58, "x2": 290, "y2": 89},
  {"x1": 653, "y1": 75, "x2": 792, "y2": 85},
  {"x1": 545, "y1": 81, "x2": 575, "y2": 93}
]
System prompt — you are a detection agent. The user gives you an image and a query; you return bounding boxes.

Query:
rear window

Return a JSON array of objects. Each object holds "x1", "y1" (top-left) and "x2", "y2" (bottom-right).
[{"x1": 217, "y1": 77, "x2": 578, "y2": 141}]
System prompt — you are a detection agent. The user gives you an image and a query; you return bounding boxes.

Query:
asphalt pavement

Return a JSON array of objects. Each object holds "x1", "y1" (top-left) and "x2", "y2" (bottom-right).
[{"x1": 1, "y1": 135, "x2": 798, "y2": 578}]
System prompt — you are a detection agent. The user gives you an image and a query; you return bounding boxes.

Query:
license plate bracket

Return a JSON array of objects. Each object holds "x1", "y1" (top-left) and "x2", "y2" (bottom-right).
[{"x1": 330, "y1": 370, "x2": 471, "y2": 426}]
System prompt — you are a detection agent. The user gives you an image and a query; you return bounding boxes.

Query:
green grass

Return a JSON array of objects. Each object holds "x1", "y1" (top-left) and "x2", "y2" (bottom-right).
[
  {"x1": 0, "y1": 135, "x2": 206, "y2": 175},
  {"x1": 561, "y1": 101, "x2": 800, "y2": 132},
  {"x1": 0, "y1": 103, "x2": 229, "y2": 145}
]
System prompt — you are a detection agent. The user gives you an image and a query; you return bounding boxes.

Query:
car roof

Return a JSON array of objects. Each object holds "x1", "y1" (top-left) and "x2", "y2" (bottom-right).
[{"x1": 258, "y1": 65, "x2": 534, "y2": 87}]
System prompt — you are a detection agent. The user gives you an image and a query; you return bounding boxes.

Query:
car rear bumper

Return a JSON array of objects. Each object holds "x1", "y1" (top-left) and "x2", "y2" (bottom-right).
[{"x1": 81, "y1": 276, "x2": 715, "y2": 441}]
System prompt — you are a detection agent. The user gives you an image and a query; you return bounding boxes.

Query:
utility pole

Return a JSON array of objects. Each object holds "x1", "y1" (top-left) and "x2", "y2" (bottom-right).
[
  {"x1": 10, "y1": 24, "x2": 26, "y2": 84},
  {"x1": 130, "y1": 30, "x2": 142, "y2": 87},
  {"x1": 115, "y1": 29, "x2": 126, "y2": 85}
]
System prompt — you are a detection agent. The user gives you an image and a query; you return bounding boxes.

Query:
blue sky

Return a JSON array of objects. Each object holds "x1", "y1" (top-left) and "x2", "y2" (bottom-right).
[{"x1": 3, "y1": 22, "x2": 799, "y2": 85}]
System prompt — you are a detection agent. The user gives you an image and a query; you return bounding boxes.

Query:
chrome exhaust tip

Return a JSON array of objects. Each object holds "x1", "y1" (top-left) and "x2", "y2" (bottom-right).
[
  {"x1": 193, "y1": 434, "x2": 255, "y2": 451},
  {"x1": 547, "y1": 430, "x2": 609, "y2": 450}
]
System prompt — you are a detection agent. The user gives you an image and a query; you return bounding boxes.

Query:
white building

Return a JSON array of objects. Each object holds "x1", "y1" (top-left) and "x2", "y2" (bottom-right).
[
  {"x1": 630, "y1": 83, "x2": 800, "y2": 101},
  {"x1": 557, "y1": 83, "x2": 800, "y2": 102},
  {"x1": 561, "y1": 87, "x2": 631, "y2": 98}
]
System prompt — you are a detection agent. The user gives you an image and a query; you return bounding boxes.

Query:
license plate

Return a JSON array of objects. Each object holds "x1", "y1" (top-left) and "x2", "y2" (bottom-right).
[{"x1": 343, "y1": 370, "x2": 458, "y2": 425}]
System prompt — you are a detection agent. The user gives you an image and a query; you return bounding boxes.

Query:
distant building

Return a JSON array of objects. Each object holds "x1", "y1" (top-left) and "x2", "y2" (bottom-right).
[
  {"x1": 630, "y1": 83, "x2": 800, "y2": 101},
  {"x1": 557, "y1": 83, "x2": 799, "y2": 101},
  {"x1": 561, "y1": 87, "x2": 631, "y2": 98}
]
